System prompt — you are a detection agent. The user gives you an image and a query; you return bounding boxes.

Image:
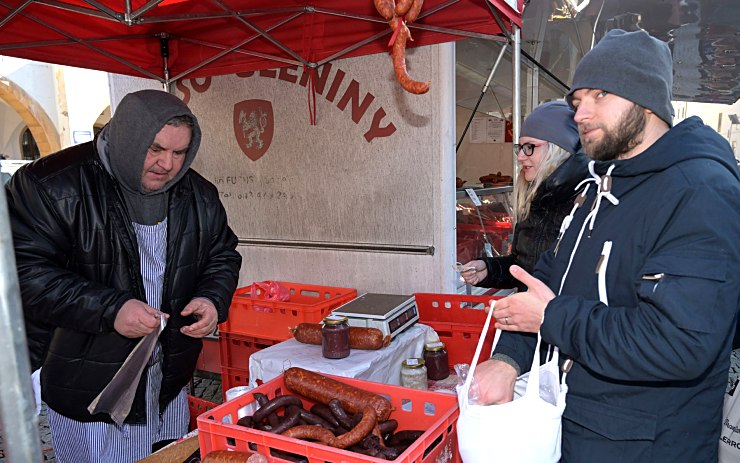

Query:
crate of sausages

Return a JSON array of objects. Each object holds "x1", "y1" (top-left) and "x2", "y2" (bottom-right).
[
  {"x1": 197, "y1": 367, "x2": 460, "y2": 463},
  {"x1": 220, "y1": 281, "x2": 358, "y2": 341}
]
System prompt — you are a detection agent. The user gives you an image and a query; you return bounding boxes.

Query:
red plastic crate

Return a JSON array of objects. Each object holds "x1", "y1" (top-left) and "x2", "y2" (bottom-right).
[
  {"x1": 219, "y1": 332, "x2": 281, "y2": 399},
  {"x1": 198, "y1": 374, "x2": 460, "y2": 463},
  {"x1": 195, "y1": 337, "x2": 221, "y2": 374},
  {"x1": 220, "y1": 282, "x2": 358, "y2": 341},
  {"x1": 220, "y1": 365, "x2": 252, "y2": 397},
  {"x1": 414, "y1": 293, "x2": 501, "y2": 367},
  {"x1": 219, "y1": 332, "x2": 280, "y2": 371},
  {"x1": 188, "y1": 395, "x2": 218, "y2": 432}
]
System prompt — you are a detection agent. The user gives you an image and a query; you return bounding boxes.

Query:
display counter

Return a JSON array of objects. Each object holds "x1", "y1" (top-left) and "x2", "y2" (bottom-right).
[
  {"x1": 248, "y1": 323, "x2": 435, "y2": 388},
  {"x1": 456, "y1": 186, "x2": 513, "y2": 264}
]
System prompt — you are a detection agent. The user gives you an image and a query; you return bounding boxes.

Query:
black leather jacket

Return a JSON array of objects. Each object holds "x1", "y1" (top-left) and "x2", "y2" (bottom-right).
[
  {"x1": 6, "y1": 142, "x2": 241, "y2": 424},
  {"x1": 478, "y1": 153, "x2": 588, "y2": 290}
]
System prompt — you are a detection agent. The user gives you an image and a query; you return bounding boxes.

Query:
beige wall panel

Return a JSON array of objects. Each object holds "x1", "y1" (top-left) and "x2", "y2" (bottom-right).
[{"x1": 110, "y1": 43, "x2": 457, "y2": 294}]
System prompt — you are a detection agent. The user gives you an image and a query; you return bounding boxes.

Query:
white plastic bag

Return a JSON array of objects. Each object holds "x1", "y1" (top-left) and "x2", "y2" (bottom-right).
[
  {"x1": 719, "y1": 378, "x2": 740, "y2": 462},
  {"x1": 456, "y1": 303, "x2": 568, "y2": 463}
]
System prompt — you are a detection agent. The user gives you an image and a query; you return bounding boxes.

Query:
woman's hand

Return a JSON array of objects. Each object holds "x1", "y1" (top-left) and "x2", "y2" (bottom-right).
[{"x1": 458, "y1": 260, "x2": 488, "y2": 285}]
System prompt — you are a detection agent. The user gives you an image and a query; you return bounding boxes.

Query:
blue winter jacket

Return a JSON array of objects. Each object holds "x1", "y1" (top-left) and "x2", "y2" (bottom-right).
[{"x1": 494, "y1": 116, "x2": 740, "y2": 462}]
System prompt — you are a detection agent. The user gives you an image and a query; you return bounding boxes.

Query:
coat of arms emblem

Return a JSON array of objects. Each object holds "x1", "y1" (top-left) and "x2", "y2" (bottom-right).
[{"x1": 233, "y1": 99, "x2": 274, "y2": 161}]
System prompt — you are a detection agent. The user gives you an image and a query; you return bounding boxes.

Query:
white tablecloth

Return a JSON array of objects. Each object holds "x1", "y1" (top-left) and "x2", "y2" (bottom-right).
[{"x1": 248, "y1": 323, "x2": 436, "y2": 387}]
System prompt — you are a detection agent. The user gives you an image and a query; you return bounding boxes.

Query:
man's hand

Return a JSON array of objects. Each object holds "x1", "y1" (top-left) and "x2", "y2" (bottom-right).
[
  {"x1": 469, "y1": 359, "x2": 518, "y2": 405},
  {"x1": 114, "y1": 299, "x2": 167, "y2": 338},
  {"x1": 459, "y1": 260, "x2": 488, "y2": 285},
  {"x1": 180, "y1": 297, "x2": 218, "y2": 338},
  {"x1": 491, "y1": 265, "x2": 556, "y2": 333}
]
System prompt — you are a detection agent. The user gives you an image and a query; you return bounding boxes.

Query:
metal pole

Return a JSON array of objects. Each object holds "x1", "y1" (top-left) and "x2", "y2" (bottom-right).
[
  {"x1": 455, "y1": 42, "x2": 508, "y2": 152},
  {"x1": 511, "y1": 24, "x2": 521, "y2": 197},
  {"x1": 0, "y1": 186, "x2": 42, "y2": 462}
]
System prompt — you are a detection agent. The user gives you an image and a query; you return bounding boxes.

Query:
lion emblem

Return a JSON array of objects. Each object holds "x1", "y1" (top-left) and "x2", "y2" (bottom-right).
[
  {"x1": 233, "y1": 99, "x2": 274, "y2": 161},
  {"x1": 238, "y1": 108, "x2": 268, "y2": 149}
]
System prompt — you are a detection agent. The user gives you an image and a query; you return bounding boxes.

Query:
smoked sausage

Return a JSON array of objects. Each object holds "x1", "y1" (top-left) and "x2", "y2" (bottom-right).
[
  {"x1": 405, "y1": 0, "x2": 424, "y2": 23},
  {"x1": 265, "y1": 405, "x2": 302, "y2": 434},
  {"x1": 392, "y1": 23, "x2": 430, "y2": 94},
  {"x1": 328, "y1": 398, "x2": 354, "y2": 430},
  {"x1": 281, "y1": 425, "x2": 336, "y2": 445},
  {"x1": 374, "y1": 0, "x2": 395, "y2": 21},
  {"x1": 331, "y1": 405, "x2": 377, "y2": 449},
  {"x1": 283, "y1": 367, "x2": 392, "y2": 421},
  {"x1": 394, "y1": 0, "x2": 414, "y2": 16},
  {"x1": 309, "y1": 403, "x2": 340, "y2": 428},
  {"x1": 291, "y1": 323, "x2": 390, "y2": 350},
  {"x1": 251, "y1": 395, "x2": 303, "y2": 424}
]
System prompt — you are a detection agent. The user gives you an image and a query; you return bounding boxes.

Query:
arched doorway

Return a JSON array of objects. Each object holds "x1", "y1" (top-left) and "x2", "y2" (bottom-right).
[
  {"x1": 0, "y1": 77, "x2": 60, "y2": 156},
  {"x1": 20, "y1": 127, "x2": 41, "y2": 161}
]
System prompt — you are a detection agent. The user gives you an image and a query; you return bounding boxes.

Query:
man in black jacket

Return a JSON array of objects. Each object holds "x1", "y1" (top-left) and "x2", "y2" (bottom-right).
[{"x1": 6, "y1": 89, "x2": 242, "y2": 462}]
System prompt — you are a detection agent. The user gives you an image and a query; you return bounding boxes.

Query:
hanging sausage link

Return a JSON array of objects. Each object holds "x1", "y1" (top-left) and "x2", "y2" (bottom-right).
[{"x1": 374, "y1": 0, "x2": 429, "y2": 94}]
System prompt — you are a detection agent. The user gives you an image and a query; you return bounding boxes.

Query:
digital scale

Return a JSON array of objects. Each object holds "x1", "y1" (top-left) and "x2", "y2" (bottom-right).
[{"x1": 331, "y1": 293, "x2": 419, "y2": 340}]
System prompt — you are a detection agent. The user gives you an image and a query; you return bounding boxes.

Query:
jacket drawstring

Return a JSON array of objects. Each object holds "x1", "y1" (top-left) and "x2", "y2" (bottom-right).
[
  {"x1": 554, "y1": 183, "x2": 591, "y2": 256},
  {"x1": 587, "y1": 162, "x2": 619, "y2": 235},
  {"x1": 556, "y1": 161, "x2": 620, "y2": 296}
]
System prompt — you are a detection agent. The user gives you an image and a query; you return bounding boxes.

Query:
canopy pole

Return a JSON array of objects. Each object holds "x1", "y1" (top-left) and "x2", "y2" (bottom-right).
[
  {"x1": 455, "y1": 42, "x2": 508, "y2": 152},
  {"x1": 0, "y1": 186, "x2": 42, "y2": 462},
  {"x1": 159, "y1": 34, "x2": 171, "y2": 92},
  {"x1": 511, "y1": 23, "x2": 521, "y2": 195}
]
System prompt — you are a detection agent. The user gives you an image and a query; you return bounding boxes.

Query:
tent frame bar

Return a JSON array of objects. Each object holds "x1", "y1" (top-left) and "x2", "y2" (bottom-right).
[{"x1": 0, "y1": 0, "x2": 513, "y2": 86}]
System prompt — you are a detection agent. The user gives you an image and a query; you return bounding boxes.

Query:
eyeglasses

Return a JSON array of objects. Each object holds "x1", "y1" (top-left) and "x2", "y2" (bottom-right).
[{"x1": 513, "y1": 142, "x2": 546, "y2": 156}]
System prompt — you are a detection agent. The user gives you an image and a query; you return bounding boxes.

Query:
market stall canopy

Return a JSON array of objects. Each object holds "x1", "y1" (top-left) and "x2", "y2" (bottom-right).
[{"x1": 0, "y1": 0, "x2": 521, "y2": 84}]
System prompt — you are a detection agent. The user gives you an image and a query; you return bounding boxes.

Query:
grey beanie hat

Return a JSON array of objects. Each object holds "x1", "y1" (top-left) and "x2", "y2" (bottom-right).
[
  {"x1": 520, "y1": 101, "x2": 580, "y2": 154},
  {"x1": 566, "y1": 29, "x2": 674, "y2": 127}
]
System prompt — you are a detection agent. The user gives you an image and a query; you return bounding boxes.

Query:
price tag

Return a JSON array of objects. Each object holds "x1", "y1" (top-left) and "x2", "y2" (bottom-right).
[
  {"x1": 426, "y1": 342, "x2": 444, "y2": 349},
  {"x1": 484, "y1": 242, "x2": 493, "y2": 257},
  {"x1": 465, "y1": 188, "x2": 482, "y2": 207},
  {"x1": 406, "y1": 358, "x2": 420, "y2": 366}
]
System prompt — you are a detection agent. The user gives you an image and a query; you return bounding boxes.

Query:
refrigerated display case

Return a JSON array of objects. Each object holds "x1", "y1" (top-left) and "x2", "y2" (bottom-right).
[{"x1": 456, "y1": 186, "x2": 514, "y2": 265}]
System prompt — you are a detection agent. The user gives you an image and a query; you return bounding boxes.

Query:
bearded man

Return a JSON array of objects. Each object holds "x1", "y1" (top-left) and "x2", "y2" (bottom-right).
[{"x1": 470, "y1": 29, "x2": 740, "y2": 462}]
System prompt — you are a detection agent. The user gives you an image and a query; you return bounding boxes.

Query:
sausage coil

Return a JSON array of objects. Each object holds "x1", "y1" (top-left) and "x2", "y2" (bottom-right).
[{"x1": 284, "y1": 367, "x2": 392, "y2": 421}]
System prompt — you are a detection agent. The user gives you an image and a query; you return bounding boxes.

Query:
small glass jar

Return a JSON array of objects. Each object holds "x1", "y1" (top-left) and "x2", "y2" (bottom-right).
[
  {"x1": 400, "y1": 358, "x2": 428, "y2": 390},
  {"x1": 321, "y1": 315, "x2": 350, "y2": 359},
  {"x1": 423, "y1": 341, "x2": 450, "y2": 381}
]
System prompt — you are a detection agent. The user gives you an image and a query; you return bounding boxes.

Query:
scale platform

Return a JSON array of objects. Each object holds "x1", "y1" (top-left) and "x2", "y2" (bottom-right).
[{"x1": 331, "y1": 293, "x2": 419, "y2": 339}]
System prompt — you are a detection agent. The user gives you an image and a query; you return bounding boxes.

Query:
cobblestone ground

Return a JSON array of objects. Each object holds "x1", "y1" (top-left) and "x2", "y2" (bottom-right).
[{"x1": 0, "y1": 373, "x2": 222, "y2": 462}]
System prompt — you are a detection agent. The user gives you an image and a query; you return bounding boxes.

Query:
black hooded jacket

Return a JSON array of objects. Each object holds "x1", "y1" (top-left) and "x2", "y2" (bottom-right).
[
  {"x1": 477, "y1": 153, "x2": 588, "y2": 290},
  {"x1": 495, "y1": 117, "x2": 740, "y2": 461},
  {"x1": 6, "y1": 93, "x2": 241, "y2": 424}
]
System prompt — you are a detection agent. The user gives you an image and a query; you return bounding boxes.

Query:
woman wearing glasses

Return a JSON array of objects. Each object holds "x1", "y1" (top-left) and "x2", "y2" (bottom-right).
[{"x1": 460, "y1": 100, "x2": 586, "y2": 291}]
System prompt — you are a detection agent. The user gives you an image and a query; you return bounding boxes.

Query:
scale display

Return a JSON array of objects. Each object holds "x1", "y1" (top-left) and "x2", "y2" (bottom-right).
[{"x1": 331, "y1": 293, "x2": 419, "y2": 339}]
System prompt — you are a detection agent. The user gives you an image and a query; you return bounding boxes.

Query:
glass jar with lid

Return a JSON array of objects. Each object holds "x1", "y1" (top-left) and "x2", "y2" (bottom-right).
[
  {"x1": 321, "y1": 315, "x2": 350, "y2": 359},
  {"x1": 423, "y1": 341, "x2": 450, "y2": 380},
  {"x1": 400, "y1": 358, "x2": 428, "y2": 390}
]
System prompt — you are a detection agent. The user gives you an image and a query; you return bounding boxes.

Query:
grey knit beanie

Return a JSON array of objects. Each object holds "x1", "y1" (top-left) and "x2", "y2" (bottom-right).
[
  {"x1": 520, "y1": 101, "x2": 580, "y2": 155},
  {"x1": 566, "y1": 29, "x2": 674, "y2": 127}
]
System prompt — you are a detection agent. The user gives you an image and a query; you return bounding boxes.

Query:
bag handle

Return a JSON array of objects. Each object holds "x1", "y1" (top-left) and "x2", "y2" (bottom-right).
[
  {"x1": 461, "y1": 301, "x2": 498, "y2": 395},
  {"x1": 461, "y1": 300, "x2": 546, "y2": 399}
]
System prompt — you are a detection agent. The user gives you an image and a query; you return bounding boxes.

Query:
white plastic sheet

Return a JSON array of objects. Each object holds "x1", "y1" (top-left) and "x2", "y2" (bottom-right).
[{"x1": 248, "y1": 323, "x2": 435, "y2": 387}]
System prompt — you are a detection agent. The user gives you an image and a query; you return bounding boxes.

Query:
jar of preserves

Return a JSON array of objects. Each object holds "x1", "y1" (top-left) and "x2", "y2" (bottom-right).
[
  {"x1": 400, "y1": 358, "x2": 428, "y2": 390},
  {"x1": 423, "y1": 341, "x2": 449, "y2": 380},
  {"x1": 321, "y1": 315, "x2": 350, "y2": 359}
]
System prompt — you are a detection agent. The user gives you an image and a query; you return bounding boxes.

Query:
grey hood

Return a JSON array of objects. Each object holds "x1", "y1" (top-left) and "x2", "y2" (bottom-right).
[
  {"x1": 108, "y1": 89, "x2": 201, "y2": 195},
  {"x1": 101, "y1": 90, "x2": 201, "y2": 224}
]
